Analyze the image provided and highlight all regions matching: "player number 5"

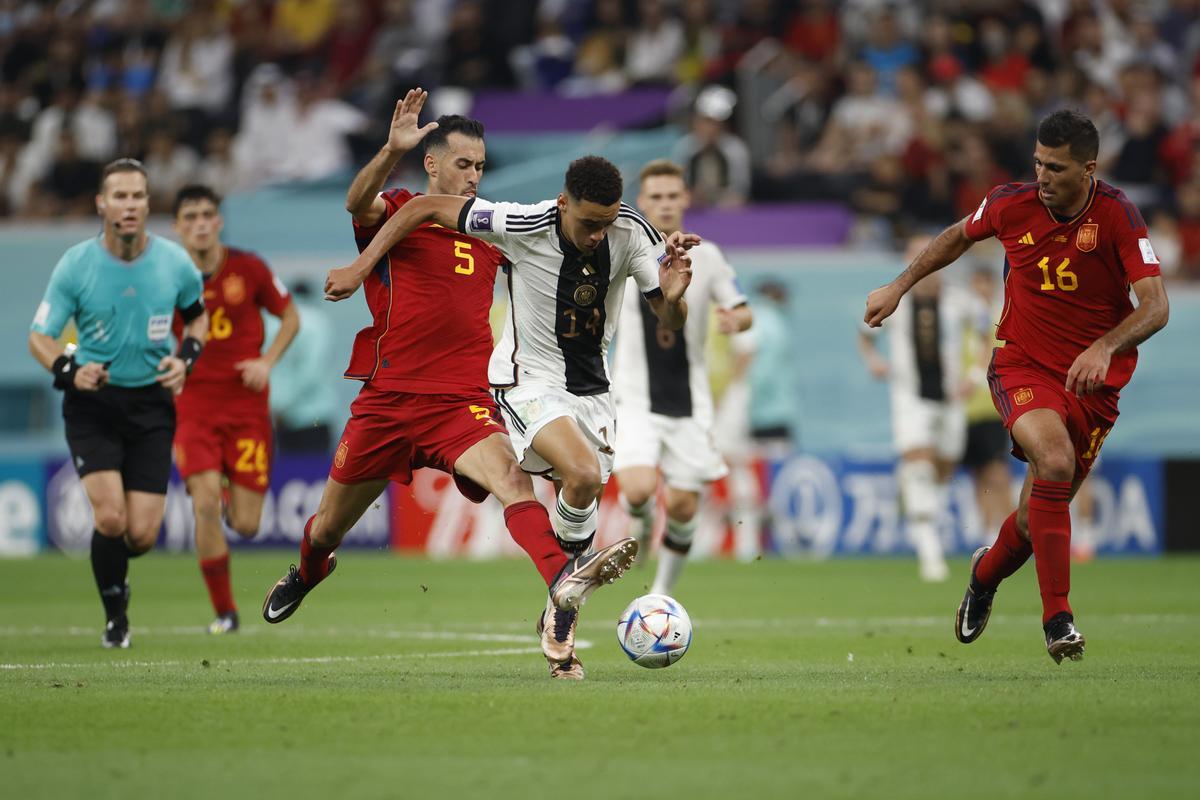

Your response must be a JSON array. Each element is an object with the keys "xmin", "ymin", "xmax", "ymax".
[
  {"xmin": 1037, "ymin": 257, "xmax": 1078, "ymax": 292},
  {"xmin": 454, "ymin": 241, "xmax": 474, "ymax": 275}
]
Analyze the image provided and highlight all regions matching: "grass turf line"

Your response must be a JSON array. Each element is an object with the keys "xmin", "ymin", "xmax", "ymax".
[{"xmin": 1, "ymin": 553, "xmax": 1198, "ymax": 799}]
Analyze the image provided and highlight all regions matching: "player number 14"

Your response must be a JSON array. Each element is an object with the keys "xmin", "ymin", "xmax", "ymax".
[{"xmin": 1037, "ymin": 256, "xmax": 1078, "ymax": 292}]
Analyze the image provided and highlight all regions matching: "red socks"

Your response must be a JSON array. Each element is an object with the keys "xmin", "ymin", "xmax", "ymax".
[
  {"xmin": 504, "ymin": 500, "xmax": 569, "ymax": 586},
  {"xmin": 1028, "ymin": 479, "xmax": 1074, "ymax": 624},
  {"xmin": 974, "ymin": 510, "xmax": 1033, "ymax": 590},
  {"xmin": 299, "ymin": 515, "xmax": 337, "ymax": 586},
  {"xmin": 199, "ymin": 553, "xmax": 236, "ymax": 616}
]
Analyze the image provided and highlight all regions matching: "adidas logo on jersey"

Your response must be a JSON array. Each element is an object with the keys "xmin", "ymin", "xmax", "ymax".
[{"xmin": 1019, "ymin": 232, "xmax": 1035, "ymax": 245}]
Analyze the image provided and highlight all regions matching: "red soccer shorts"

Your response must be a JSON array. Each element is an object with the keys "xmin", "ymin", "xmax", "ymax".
[
  {"xmin": 987, "ymin": 347, "xmax": 1120, "ymax": 481},
  {"xmin": 174, "ymin": 412, "xmax": 273, "ymax": 492},
  {"xmin": 329, "ymin": 386, "xmax": 508, "ymax": 503}
]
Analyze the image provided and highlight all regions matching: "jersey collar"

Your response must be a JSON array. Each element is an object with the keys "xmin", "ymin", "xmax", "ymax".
[{"xmin": 1044, "ymin": 177, "xmax": 1096, "ymax": 226}]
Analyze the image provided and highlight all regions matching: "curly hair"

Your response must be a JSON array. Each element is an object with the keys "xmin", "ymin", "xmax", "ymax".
[
  {"xmin": 1037, "ymin": 110, "xmax": 1099, "ymax": 163},
  {"xmin": 564, "ymin": 155, "xmax": 623, "ymax": 205}
]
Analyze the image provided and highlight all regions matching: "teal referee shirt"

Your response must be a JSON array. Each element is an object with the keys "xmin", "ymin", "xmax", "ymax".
[{"xmin": 31, "ymin": 235, "xmax": 204, "ymax": 388}]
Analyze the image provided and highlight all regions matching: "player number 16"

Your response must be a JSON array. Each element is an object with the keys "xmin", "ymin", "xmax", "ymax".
[{"xmin": 1037, "ymin": 257, "xmax": 1078, "ymax": 292}]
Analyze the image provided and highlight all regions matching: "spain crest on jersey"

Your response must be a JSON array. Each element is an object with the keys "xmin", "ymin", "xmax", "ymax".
[
  {"xmin": 1014, "ymin": 387, "xmax": 1034, "ymax": 405},
  {"xmin": 1076, "ymin": 223, "xmax": 1098, "ymax": 253},
  {"xmin": 222, "ymin": 274, "xmax": 246, "ymax": 304}
]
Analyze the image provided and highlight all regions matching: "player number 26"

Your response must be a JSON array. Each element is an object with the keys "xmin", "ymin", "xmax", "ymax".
[
  {"xmin": 235, "ymin": 438, "xmax": 268, "ymax": 474},
  {"xmin": 1037, "ymin": 257, "xmax": 1078, "ymax": 292},
  {"xmin": 454, "ymin": 241, "xmax": 475, "ymax": 275}
]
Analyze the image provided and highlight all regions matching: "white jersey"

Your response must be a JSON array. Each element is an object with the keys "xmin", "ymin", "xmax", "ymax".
[
  {"xmin": 866, "ymin": 284, "xmax": 982, "ymax": 400},
  {"xmin": 612, "ymin": 240, "xmax": 746, "ymax": 427},
  {"xmin": 458, "ymin": 197, "xmax": 664, "ymax": 395}
]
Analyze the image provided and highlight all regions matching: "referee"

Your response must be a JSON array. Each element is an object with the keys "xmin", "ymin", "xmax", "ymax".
[{"xmin": 28, "ymin": 158, "xmax": 208, "ymax": 649}]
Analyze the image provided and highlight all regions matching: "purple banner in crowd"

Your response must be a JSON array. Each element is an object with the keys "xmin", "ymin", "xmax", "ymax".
[
  {"xmin": 470, "ymin": 89, "xmax": 672, "ymax": 131},
  {"xmin": 686, "ymin": 204, "xmax": 853, "ymax": 248}
]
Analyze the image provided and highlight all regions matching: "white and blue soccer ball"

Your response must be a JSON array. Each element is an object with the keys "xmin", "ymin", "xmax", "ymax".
[{"xmin": 616, "ymin": 594, "xmax": 692, "ymax": 669}]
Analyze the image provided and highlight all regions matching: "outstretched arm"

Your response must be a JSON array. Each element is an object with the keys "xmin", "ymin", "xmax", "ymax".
[
  {"xmin": 325, "ymin": 194, "xmax": 470, "ymax": 301},
  {"xmin": 345, "ymin": 89, "xmax": 438, "ymax": 227},
  {"xmin": 864, "ymin": 217, "xmax": 975, "ymax": 327},
  {"xmin": 1065, "ymin": 274, "xmax": 1169, "ymax": 395}
]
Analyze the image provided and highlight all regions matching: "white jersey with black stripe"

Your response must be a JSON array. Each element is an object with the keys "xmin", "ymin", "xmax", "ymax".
[
  {"xmin": 862, "ymin": 284, "xmax": 982, "ymax": 399},
  {"xmin": 612, "ymin": 240, "xmax": 746, "ymax": 427},
  {"xmin": 458, "ymin": 197, "xmax": 665, "ymax": 395}
]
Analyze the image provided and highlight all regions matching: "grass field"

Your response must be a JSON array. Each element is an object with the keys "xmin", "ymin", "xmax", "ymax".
[{"xmin": 2, "ymin": 552, "xmax": 1198, "ymax": 799}]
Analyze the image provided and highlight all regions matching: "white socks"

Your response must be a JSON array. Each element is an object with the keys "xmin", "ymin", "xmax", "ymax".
[
  {"xmin": 651, "ymin": 516, "xmax": 697, "ymax": 596},
  {"xmin": 554, "ymin": 494, "xmax": 597, "ymax": 552},
  {"xmin": 898, "ymin": 459, "xmax": 948, "ymax": 582}
]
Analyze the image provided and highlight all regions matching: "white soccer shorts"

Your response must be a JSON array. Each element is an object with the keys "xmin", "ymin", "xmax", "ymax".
[
  {"xmin": 492, "ymin": 384, "xmax": 616, "ymax": 482},
  {"xmin": 891, "ymin": 390, "xmax": 967, "ymax": 460},
  {"xmin": 613, "ymin": 409, "xmax": 728, "ymax": 492}
]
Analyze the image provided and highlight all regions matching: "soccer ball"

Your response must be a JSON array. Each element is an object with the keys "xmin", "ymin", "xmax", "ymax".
[{"xmin": 616, "ymin": 594, "xmax": 692, "ymax": 669}]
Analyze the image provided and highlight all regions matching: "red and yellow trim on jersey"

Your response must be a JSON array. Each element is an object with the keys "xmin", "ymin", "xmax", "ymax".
[{"xmin": 1041, "ymin": 177, "xmax": 1097, "ymax": 227}]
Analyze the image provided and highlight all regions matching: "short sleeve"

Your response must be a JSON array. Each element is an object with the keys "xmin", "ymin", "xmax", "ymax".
[
  {"xmin": 1110, "ymin": 197, "xmax": 1162, "ymax": 284},
  {"xmin": 252, "ymin": 256, "xmax": 291, "ymax": 316},
  {"xmin": 706, "ymin": 244, "xmax": 747, "ymax": 309},
  {"xmin": 963, "ymin": 185, "xmax": 1004, "ymax": 241},
  {"xmin": 30, "ymin": 250, "xmax": 77, "ymax": 338},
  {"xmin": 616, "ymin": 206, "xmax": 665, "ymax": 296},
  {"xmin": 176, "ymin": 255, "xmax": 203, "ymax": 311},
  {"xmin": 457, "ymin": 196, "xmax": 554, "ymax": 258},
  {"xmin": 352, "ymin": 188, "xmax": 411, "ymax": 246}
]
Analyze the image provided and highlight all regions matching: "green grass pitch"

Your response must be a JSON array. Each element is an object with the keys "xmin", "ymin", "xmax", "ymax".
[{"xmin": 2, "ymin": 552, "xmax": 1198, "ymax": 799}]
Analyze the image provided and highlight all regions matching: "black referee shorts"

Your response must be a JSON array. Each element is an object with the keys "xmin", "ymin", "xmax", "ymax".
[
  {"xmin": 962, "ymin": 419, "xmax": 1011, "ymax": 470},
  {"xmin": 63, "ymin": 383, "xmax": 176, "ymax": 494}
]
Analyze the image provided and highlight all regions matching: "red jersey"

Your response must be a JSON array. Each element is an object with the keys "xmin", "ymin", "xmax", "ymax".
[
  {"xmin": 175, "ymin": 246, "xmax": 291, "ymax": 415},
  {"xmin": 964, "ymin": 178, "xmax": 1162, "ymax": 390},
  {"xmin": 346, "ymin": 188, "xmax": 506, "ymax": 393}
]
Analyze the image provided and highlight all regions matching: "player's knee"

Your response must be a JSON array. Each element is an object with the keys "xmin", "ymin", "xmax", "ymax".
[
  {"xmin": 93, "ymin": 508, "xmax": 127, "ymax": 537},
  {"xmin": 562, "ymin": 464, "xmax": 602, "ymax": 501},
  {"xmin": 230, "ymin": 516, "xmax": 260, "ymax": 539},
  {"xmin": 621, "ymin": 486, "xmax": 654, "ymax": 509},
  {"xmin": 493, "ymin": 460, "xmax": 536, "ymax": 506},
  {"xmin": 191, "ymin": 492, "xmax": 222, "ymax": 524},
  {"xmin": 666, "ymin": 495, "xmax": 698, "ymax": 523},
  {"xmin": 125, "ymin": 524, "xmax": 158, "ymax": 553},
  {"xmin": 1033, "ymin": 451, "xmax": 1075, "ymax": 483}
]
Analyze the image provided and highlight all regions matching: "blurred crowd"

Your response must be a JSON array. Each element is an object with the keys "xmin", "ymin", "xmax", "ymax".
[{"xmin": 2, "ymin": 0, "xmax": 1200, "ymax": 278}]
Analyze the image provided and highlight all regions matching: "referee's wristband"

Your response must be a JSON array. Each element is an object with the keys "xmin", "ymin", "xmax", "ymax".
[
  {"xmin": 51, "ymin": 354, "xmax": 78, "ymax": 391},
  {"xmin": 178, "ymin": 336, "xmax": 204, "ymax": 374}
]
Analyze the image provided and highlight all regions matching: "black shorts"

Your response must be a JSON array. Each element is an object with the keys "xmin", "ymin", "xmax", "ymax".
[
  {"xmin": 63, "ymin": 383, "xmax": 176, "ymax": 494},
  {"xmin": 962, "ymin": 419, "xmax": 1010, "ymax": 470}
]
